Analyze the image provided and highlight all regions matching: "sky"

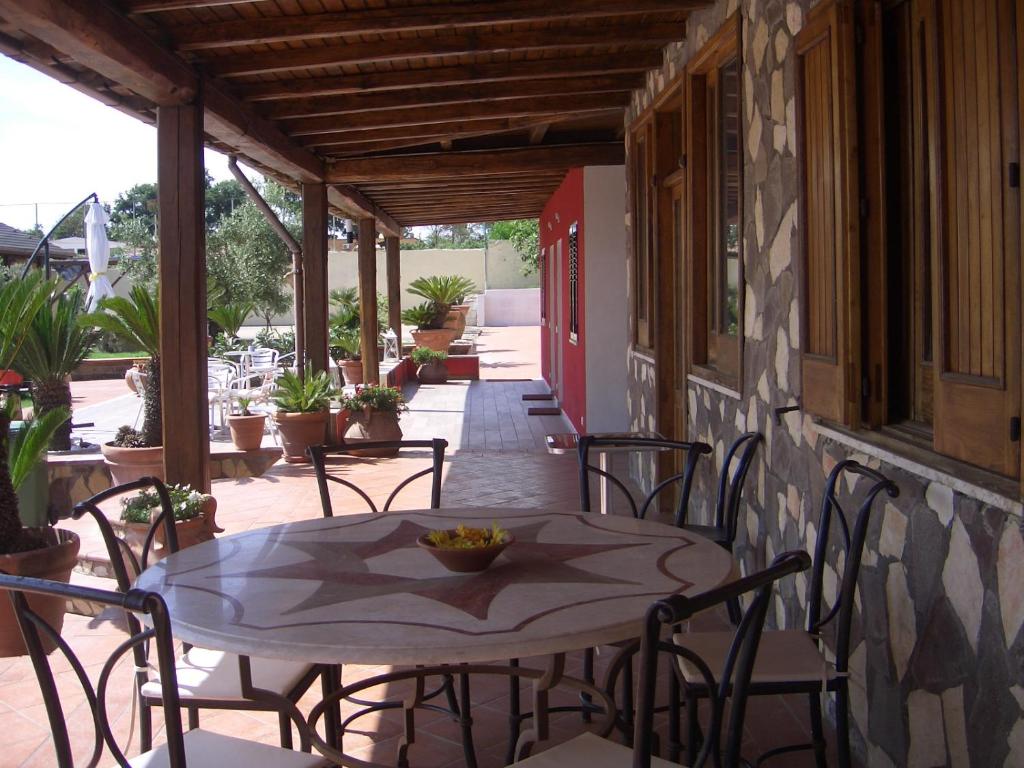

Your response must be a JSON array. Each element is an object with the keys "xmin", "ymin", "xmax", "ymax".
[{"xmin": 0, "ymin": 56, "xmax": 238, "ymax": 233}]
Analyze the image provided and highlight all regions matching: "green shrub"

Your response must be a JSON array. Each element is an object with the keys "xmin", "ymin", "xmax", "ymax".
[
  {"xmin": 411, "ymin": 347, "xmax": 447, "ymax": 365},
  {"xmin": 340, "ymin": 385, "xmax": 407, "ymax": 414},
  {"xmin": 121, "ymin": 483, "xmax": 205, "ymax": 524}
]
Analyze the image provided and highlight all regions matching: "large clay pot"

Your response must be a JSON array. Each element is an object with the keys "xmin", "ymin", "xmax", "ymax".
[
  {"xmin": 411, "ymin": 328, "xmax": 457, "ymax": 353},
  {"xmin": 442, "ymin": 309, "xmax": 467, "ymax": 339},
  {"xmin": 343, "ymin": 408, "xmax": 403, "ymax": 457},
  {"xmin": 101, "ymin": 443, "xmax": 164, "ymax": 485},
  {"xmin": 226, "ymin": 413, "xmax": 267, "ymax": 451},
  {"xmin": 116, "ymin": 496, "xmax": 222, "ymax": 565},
  {"xmin": 338, "ymin": 359, "xmax": 363, "ymax": 386},
  {"xmin": 0, "ymin": 528, "xmax": 80, "ymax": 657},
  {"xmin": 274, "ymin": 411, "xmax": 328, "ymax": 463},
  {"xmin": 124, "ymin": 360, "xmax": 150, "ymax": 394},
  {"xmin": 417, "ymin": 360, "xmax": 449, "ymax": 384}
]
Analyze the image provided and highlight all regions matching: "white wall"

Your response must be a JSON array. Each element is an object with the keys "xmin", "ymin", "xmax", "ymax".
[
  {"xmin": 476, "ymin": 288, "xmax": 540, "ymax": 327},
  {"xmin": 582, "ymin": 165, "xmax": 629, "ymax": 432}
]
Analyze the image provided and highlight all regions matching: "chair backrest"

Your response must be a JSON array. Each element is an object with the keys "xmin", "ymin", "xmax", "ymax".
[
  {"xmin": 632, "ymin": 551, "xmax": 812, "ymax": 768},
  {"xmin": 250, "ymin": 347, "xmax": 278, "ymax": 369},
  {"xmin": 0, "ymin": 574, "xmax": 188, "ymax": 768},
  {"xmin": 711, "ymin": 432, "xmax": 764, "ymax": 541},
  {"xmin": 308, "ymin": 438, "xmax": 448, "ymax": 516},
  {"xmin": 577, "ymin": 435, "xmax": 712, "ymax": 524},
  {"xmin": 806, "ymin": 460, "xmax": 899, "ymax": 673}
]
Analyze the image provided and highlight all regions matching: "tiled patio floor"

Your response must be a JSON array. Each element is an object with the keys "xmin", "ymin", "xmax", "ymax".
[{"xmin": 7, "ymin": 327, "xmax": 836, "ymax": 766}]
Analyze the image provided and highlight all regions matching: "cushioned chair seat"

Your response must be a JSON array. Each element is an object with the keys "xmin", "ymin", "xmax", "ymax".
[
  {"xmin": 127, "ymin": 728, "xmax": 329, "ymax": 767},
  {"xmin": 674, "ymin": 628, "xmax": 833, "ymax": 686},
  {"xmin": 514, "ymin": 731, "xmax": 680, "ymax": 768},
  {"xmin": 140, "ymin": 647, "xmax": 312, "ymax": 701}
]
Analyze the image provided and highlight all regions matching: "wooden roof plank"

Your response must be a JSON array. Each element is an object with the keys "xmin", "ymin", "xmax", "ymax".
[{"xmin": 326, "ymin": 185, "xmax": 401, "ymax": 237}]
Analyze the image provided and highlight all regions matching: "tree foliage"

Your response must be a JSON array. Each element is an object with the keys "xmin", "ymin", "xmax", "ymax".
[
  {"xmin": 109, "ymin": 183, "xmax": 158, "ymax": 235},
  {"xmin": 49, "ymin": 206, "xmax": 88, "ymax": 240},
  {"xmin": 488, "ymin": 219, "xmax": 540, "ymax": 275}
]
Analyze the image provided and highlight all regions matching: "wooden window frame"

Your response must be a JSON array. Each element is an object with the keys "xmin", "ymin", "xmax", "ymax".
[
  {"xmin": 631, "ymin": 120, "xmax": 655, "ymax": 352},
  {"xmin": 686, "ymin": 13, "xmax": 744, "ymax": 391},
  {"xmin": 568, "ymin": 222, "xmax": 579, "ymax": 344}
]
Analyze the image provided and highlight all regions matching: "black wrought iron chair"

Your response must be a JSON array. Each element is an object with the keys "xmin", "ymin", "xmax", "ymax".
[
  {"xmin": 0, "ymin": 573, "xmax": 328, "ymax": 767},
  {"xmin": 673, "ymin": 460, "xmax": 898, "ymax": 767},
  {"xmin": 508, "ymin": 550, "xmax": 811, "ymax": 768},
  {"xmin": 574, "ymin": 434, "xmax": 712, "ymax": 726},
  {"xmin": 308, "ymin": 438, "xmax": 448, "ymax": 515},
  {"xmin": 72, "ymin": 477, "xmax": 331, "ymax": 753},
  {"xmin": 680, "ymin": 431, "xmax": 764, "ymax": 625}
]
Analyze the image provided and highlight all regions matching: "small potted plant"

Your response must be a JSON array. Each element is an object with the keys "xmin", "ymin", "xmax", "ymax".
[
  {"xmin": 411, "ymin": 347, "xmax": 449, "ymax": 384},
  {"xmin": 226, "ymin": 397, "xmax": 266, "ymax": 451},
  {"xmin": 339, "ymin": 384, "xmax": 407, "ymax": 457},
  {"xmin": 402, "ymin": 302, "xmax": 455, "ymax": 353},
  {"xmin": 330, "ymin": 327, "xmax": 363, "ymax": 385},
  {"xmin": 115, "ymin": 483, "xmax": 222, "ymax": 563},
  {"xmin": 272, "ymin": 366, "xmax": 338, "ymax": 463}
]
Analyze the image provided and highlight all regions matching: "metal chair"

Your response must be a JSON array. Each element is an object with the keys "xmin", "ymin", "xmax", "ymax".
[
  {"xmin": 72, "ymin": 478, "xmax": 334, "ymax": 754},
  {"xmin": 308, "ymin": 438, "xmax": 448, "ymax": 515},
  {"xmin": 673, "ymin": 460, "xmax": 899, "ymax": 767},
  {"xmin": 680, "ymin": 432, "xmax": 764, "ymax": 625},
  {"xmin": 510, "ymin": 551, "xmax": 812, "ymax": 768},
  {"xmin": 0, "ymin": 573, "xmax": 328, "ymax": 767}
]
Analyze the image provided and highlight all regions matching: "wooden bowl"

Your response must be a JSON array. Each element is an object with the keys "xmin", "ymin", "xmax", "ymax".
[{"xmin": 416, "ymin": 533, "xmax": 514, "ymax": 573}]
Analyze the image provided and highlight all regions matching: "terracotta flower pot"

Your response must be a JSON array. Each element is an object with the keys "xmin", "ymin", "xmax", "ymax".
[
  {"xmin": 0, "ymin": 528, "xmax": 80, "ymax": 657},
  {"xmin": 274, "ymin": 410, "xmax": 328, "ymax": 463},
  {"xmin": 226, "ymin": 413, "xmax": 266, "ymax": 450},
  {"xmin": 442, "ymin": 309, "xmax": 466, "ymax": 339},
  {"xmin": 411, "ymin": 328, "xmax": 457, "ymax": 353},
  {"xmin": 101, "ymin": 443, "xmax": 164, "ymax": 485},
  {"xmin": 343, "ymin": 408, "xmax": 403, "ymax": 457},
  {"xmin": 417, "ymin": 360, "xmax": 449, "ymax": 384},
  {"xmin": 338, "ymin": 359, "xmax": 363, "ymax": 386},
  {"xmin": 115, "ymin": 495, "xmax": 222, "ymax": 565}
]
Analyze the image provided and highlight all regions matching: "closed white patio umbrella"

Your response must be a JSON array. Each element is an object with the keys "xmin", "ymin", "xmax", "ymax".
[{"xmin": 84, "ymin": 201, "xmax": 115, "ymax": 310}]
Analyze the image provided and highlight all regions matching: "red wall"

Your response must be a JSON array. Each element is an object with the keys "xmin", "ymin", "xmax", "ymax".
[{"xmin": 539, "ymin": 168, "xmax": 586, "ymax": 433}]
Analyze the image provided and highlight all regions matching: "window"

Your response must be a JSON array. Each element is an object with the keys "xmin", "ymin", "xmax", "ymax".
[
  {"xmin": 799, "ymin": 0, "xmax": 1022, "ymax": 480},
  {"xmin": 540, "ymin": 246, "xmax": 547, "ymax": 323},
  {"xmin": 568, "ymin": 222, "xmax": 579, "ymax": 344},
  {"xmin": 686, "ymin": 14, "xmax": 743, "ymax": 388},
  {"xmin": 632, "ymin": 122, "xmax": 655, "ymax": 350}
]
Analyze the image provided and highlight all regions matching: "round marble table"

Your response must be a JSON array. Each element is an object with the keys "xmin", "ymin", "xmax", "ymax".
[{"xmin": 135, "ymin": 507, "xmax": 734, "ymax": 666}]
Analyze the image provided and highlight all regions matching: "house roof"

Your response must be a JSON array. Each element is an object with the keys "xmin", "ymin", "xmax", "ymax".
[
  {"xmin": 0, "ymin": 1, "xmax": 706, "ymax": 231},
  {"xmin": 0, "ymin": 222, "xmax": 76, "ymax": 260}
]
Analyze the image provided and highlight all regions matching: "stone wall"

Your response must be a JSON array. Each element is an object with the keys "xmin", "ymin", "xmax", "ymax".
[{"xmin": 623, "ymin": 1, "xmax": 1024, "ymax": 765}]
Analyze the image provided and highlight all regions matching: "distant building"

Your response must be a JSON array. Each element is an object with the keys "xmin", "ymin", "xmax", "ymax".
[{"xmin": 0, "ymin": 222, "xmax": 76, "ymax": 268}]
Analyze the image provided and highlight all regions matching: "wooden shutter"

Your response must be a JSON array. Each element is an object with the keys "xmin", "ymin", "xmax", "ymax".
[
  {"xmin": 926, "ymin": 0, "xmax": 1021, "ymax": 477},
  {"xmin": 796, "ymin": 0, "xmax": 860, "ymax": 424}
]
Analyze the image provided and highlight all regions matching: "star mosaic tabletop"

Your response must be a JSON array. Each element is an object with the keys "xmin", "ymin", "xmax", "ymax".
[{"xmin": 135, "ymin": 508, "xmax": 734, "ymax": 665}]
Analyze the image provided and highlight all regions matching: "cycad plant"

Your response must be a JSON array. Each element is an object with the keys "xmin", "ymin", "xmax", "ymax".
[
  {"xmin": 15, "ymin": 285, "xmax": 100, "ymax": 450},
  {"xmin": 83, "ymin": 286, "xmax": 161, "ymax": 447},
  {"xmin": 406, "ymin": 275, "xmax": 477, "ymax": 327},
  {"xmin": 208, "ymin": 301, "xmax": 254, "ymax": 340},
  {"xmin": 272, "ymin": 367, "xmax": 337, "ymax": 413},
  {"xmin": 0, "ymin": 270, "xmax": 59, "ymax": 553}
]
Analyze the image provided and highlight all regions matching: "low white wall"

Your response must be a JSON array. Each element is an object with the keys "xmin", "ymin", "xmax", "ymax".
[{"xmin": 476, "ymin": 288, "xmax": 540, "ymax": 327}]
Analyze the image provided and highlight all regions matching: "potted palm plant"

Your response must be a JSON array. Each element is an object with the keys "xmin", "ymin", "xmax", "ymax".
[
  {"xmin": 339, "ymin": 384, "xmax": 407, "ymax": 457},
  {"xmin": 0, "ymin": 270, "xmax": 80, "ymax": 657},
  {"xmin": 402, "ymin": 302, "xmax": 454, "ymax": 353},
  {"xmin": 411, "ymin": 347, "xmax": 449, "ymax": 384},
  {"xmin": 83, "ymin": 286, "xmax": 163, "ymax": 484},
  {"xmin": 407, "ymin": 275, "xmax": 477, "ymax": 339},
  {"xmin": 14, "ymin": 285, "xmax": 100, "ymax": 450},
  {"xmin": 226, "ymin": 397, "xmax": 266, "ymax": 451},
  {"xmin": 272, "ymin": 366, "xmax": 337, "ymax": 463},
  {"xmin": 330, "ymin": 327, "xmax": 363, "ymax": 385}
]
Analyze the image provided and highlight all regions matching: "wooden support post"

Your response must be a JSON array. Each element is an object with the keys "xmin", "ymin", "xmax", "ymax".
[
  {"xmin": 357, "ymin": 217, "xmax": 380, "ymax": 384},
  {"xmin": 157, "ymin": 99, "xmax": 209, "ymax": 492},
  {"xmin": 385, "ymin": 235, "xmax": 402, "ymax": 338},
  {"xmin": 302, "ymin": 183, "xmax": 329, "ymax": 374}
]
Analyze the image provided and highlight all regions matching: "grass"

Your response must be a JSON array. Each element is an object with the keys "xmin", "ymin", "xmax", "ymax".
[{"xmin": 86, "ymin": 351, "xmax": 149, "ymax": 359}]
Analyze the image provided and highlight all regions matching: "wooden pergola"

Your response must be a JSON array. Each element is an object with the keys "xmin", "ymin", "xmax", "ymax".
[{"xmin": 0, "ymin": 0, "xmax": 703, "ymax": 491}]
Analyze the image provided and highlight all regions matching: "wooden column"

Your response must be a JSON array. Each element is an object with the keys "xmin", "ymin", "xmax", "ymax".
[
  {"xmin": 302, "ymin": 183, "xmax": 329, "ymax": 374},
  {"xmin": 157, "ymin": 100, "xmax": 209, "ymax": 492},
  {"xmin": 357, "ymin": 217, "xmax": 380, "ymax": 384},
  {"xmin": 385, "ymin": 235, "xmax": 402, "ymax": 336}
]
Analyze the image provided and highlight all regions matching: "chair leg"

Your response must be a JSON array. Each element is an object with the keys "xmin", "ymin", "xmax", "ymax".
[
  {"xmin": 443, "ymin": 672, "xmax": 461, "ymax": 715},
  {"xmin": 726, "ymin": 595, "xmax": 742, "ymax": 626},
  {"xmin": 581, "ymin": 647, "xmax": 595, "ymax": 722},
  {"xmin": 835, "ymin": 684, "xmax": 852, "ymax": 768},
  {"xmin": 685, "ymin": 689, "xmax": 700, "ymax": 767},
  {"xmin": 139, "ymin": 698, "xmax": 153, "ymax": 752},
  {"xmin": 322, "ymin": 665, "xmax": 341, "ymax": 750},
  {"xmin": 187, "ymin": 705, "xmax": 199, "ymax": 731},
  {"xmin": 278, "ymin": 711, "xmax": 294, "ymax": 750},
  {"xmin": 808, "ymin": 691, "xmax": 828, "ymax": 768},
  {"xmin": 667, "ymin": 674, "xmax": 681, "ymax": 763},
  {"xmin": 505, "ymin": 658, "xmax": 521, "ymax": 767},
  {"xmin": 620, "ymin": 659, "xmax": 634, "ymax": 746}
]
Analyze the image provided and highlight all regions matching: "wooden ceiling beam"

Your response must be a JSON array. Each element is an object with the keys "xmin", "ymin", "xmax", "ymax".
[
  {"xmin": 233, "ymin": 52, "xmax": 662, "ymax": 102},
  {"xmin": 205, "ymin": 24, "xmax": 684, "ymax": 77},
  {"xmin": 360, "ymin": 180, "xmax": 564, "ymax": 194},
  {"xmin": 125, "ymin": 0, "xmax": 270, "ymax": 12},
  {"xmin": 326, "ymin": 186, "xmax": 400, "ymax": 238},
  {"xmin": 400, "ymin": 210, "xmax": 547, "ymax": 226},
  {"xmin": 285, "ymin": 96, "xmax": 624, "ymax": 136},
  {"xmin": 261, "ymin": 73, "xmax": 639, "ymax": 120},
  {"xmin": 327, "ymin": 143, "xmax": 623, "ymax": 183},
  {"xmin": 172, "ymin": 1, "xmax": 700, "ymax": 50},
  {"xmin": 0, "ymin": 0, "xmax": 196, "ymax": 105}
]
